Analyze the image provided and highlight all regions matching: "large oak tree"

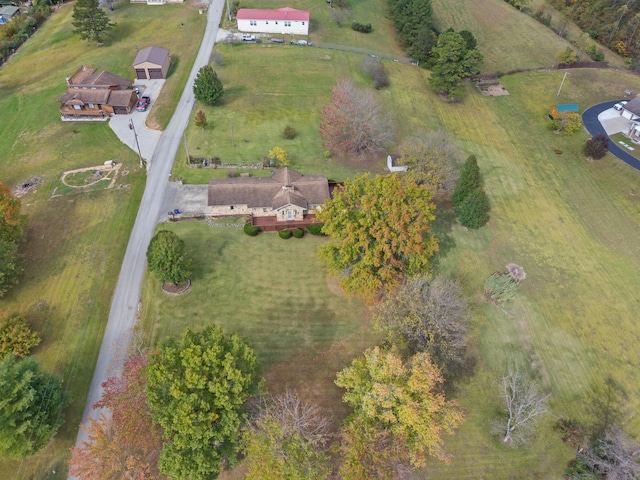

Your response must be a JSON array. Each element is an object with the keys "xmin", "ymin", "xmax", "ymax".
[
  {"xmin": 72, "ymin": 0, "xmax": 115, "ymax": 42},
  {"xmin": 146, "ymin": 325, "xmax": 261, "ymax": 480},
  {"xmin": 317, "ymin": 173, "xmax": 438, "ymax": 301}
]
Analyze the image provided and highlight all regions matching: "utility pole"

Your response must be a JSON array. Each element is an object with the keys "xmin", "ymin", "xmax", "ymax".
[
  {"xmin": 129, "ymin": 119, "xmax": 144, "ymax": 168},
  {"xmin": 226, "ymin": 0, "xmax": 231, "ymax": 22},
  {"xmin": 557, "ymin": 72, "xmax": 569, "ymax": 97}
]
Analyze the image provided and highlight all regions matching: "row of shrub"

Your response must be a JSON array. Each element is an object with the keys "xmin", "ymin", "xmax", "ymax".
[
  {"xmin": 243, "ymin": 223, "xmax": 326, "ymax": 237},
  {"xmin": 351, "ymin": 21, "xmax": 372, "ymax": 33}
]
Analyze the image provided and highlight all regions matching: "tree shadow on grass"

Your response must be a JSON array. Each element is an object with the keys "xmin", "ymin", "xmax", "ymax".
[
  {"xmin": 431, "ymin": 198, "xmax": 457, "ymax": 269},
  {"xmin": 167, "ymin": 55, "xmax": 180, "ymax": 78}
]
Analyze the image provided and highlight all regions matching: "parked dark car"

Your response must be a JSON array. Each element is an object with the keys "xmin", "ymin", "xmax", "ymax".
[
  {"xmin": 270, "ymin": 37, "xmax": 285, "ymax": 43},
  {"xmin": 290, "ymin": 39, "xmax": 313, "ymax": 46},
  {"xmin": 136, "ymin": 96, "xmax": 151, "ymax": 112}
]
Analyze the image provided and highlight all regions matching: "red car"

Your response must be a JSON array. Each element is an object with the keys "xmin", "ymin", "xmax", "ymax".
[{"xmin": 136, "ymin": 96, "xmax": 151, "ymax": 112}]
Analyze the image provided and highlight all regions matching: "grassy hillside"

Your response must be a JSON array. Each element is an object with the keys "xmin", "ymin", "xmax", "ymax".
[
  {"xmin": 0, "ymin": 2, "xmax": 204, "ymax": 478},
  {"xmin": 432, "ymin": 0, "xmax": 626, "ymax": 72}
]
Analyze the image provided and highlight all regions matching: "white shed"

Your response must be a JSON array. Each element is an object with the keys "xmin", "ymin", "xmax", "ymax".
[
  {"xmin": 237, "ymin": 7, "xmax": 309, "ymax": 36},
  {"xmin": 387, "ymin": 155, "xmax": 407, "ymax": 172}
]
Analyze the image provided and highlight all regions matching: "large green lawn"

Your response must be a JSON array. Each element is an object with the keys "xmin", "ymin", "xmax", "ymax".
[
  {"xmin": 0, "ymin": 2, "xmax": 204, "ymax": 478},
  {"xmin": 140, "ymin": 222, "xmax": 378, "ymax": 420},
  {"xmin": 158, "ymin": 65, "xmax": 640, "ymax": 478}
]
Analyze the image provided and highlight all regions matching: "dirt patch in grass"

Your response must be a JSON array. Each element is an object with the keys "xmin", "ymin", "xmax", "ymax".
[
  {"xmin": 326, "ymin": 276, "xmax": 346, "ymax": 297},
  {"xmin": 476, "ymin": 78, "xmax": 510, "ymax": 96},
  {"xmin": 12, "ymin": 176, "xmax": 43, "ymax": 197}
]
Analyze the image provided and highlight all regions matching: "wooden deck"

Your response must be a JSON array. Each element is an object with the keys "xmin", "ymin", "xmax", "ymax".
[{"xmin": 251, "ymin": 214, "xmax": 319, "ymax": 232}]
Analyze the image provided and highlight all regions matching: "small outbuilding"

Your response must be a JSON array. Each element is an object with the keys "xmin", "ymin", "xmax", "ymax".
[
  {"xmin": 0, "ymin": 5, "xmax": 20, "ymax": 21},
  {"xmin": 132, "ymin": 46, "xmax": 170, "ymax": 80},
  {"xmin": 386, "ymin": 154, "xmax": 408, "ymax": 172},
  {"xmin": 548, "ymin": 104, "xmax": 579, "ymax": 120}
]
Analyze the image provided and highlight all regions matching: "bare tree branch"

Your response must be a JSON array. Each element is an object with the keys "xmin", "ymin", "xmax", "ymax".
[
  {"xmin": 579, "ymin": 426, "xmax": 640, "ymax": 480},
  {"xmin": 498, "ymin": 370, "xmax": 550, "ymax": 445}
]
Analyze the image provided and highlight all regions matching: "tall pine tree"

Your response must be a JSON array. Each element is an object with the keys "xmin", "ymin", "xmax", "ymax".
[
  {"xmin": 72, "ymin": 0, "xmax": 115, "ymax": 42},
  {"xmin": 452, "ymin": 154, "xmax": 480, "ymax": 206}
]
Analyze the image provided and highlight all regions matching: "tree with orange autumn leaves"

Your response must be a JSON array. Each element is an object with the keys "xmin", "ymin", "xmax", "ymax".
[
  {"xmin": 335, "ymin": 347, "xmax": 464, "ymax": 478},
  {"xmin": 317, "ymin": 173, "xmax": 438, "ymax": 302},
  {"xmin": 69, "ymin": 353, "xmax": 164, "ymax": 479}
]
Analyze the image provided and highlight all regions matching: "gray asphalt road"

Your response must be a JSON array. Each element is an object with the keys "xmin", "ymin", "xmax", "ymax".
[{"xmin": 69, "ymin": 0, "xmax": 225, "ymax": 474}]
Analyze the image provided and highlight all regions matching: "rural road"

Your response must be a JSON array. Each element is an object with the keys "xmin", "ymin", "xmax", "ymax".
[
  {"xmin": 69, "ymin": 0, "xmax": 225, "ymax": 473},
  {"xmin": 582, "ymin": 101, "xmax": 640, "ymax": 171}
]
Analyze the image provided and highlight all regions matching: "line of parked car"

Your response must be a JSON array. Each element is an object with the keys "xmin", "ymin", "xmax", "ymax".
[{"xmin": 241, "ymin": 33, "xmax": 312, "ymax": 46}]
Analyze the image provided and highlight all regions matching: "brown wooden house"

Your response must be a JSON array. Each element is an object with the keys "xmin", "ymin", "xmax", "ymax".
[{"xmin": 58, "ymin": 66, "xmax": 138, "ymax": 119}]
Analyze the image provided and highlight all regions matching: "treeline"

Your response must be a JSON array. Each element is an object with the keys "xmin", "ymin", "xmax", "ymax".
[
  {"xmin": 0, "ymin": 3, "xmax": 52, "ymax": 63},
  {"xmin": 550, "ymin": 0, "xmax": 640, "ymax": 60},
  {"xmin": 388, "ymin": 0, "xmax": 434, "ymax": 63}
]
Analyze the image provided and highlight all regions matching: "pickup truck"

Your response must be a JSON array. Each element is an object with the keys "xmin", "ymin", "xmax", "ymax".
[{"xmin": 241, "ymin": 34, "xmax": 256, "ymax": 42}]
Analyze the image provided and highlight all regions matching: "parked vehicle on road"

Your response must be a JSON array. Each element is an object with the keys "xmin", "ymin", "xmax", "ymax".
[
  {"xmin": 270, "ymin": 37, "xmax": 285, "ymax": 43},
  {"xmin": 242, "ymin": 34, "xmax": 256, "ymax": 41},
  {"xmin": 290, "ymin": 39, "xmax": 313, "ymax": 46}
]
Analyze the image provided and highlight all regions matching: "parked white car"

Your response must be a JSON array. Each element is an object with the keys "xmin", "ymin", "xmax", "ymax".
[
  {"xmin": 614, "ymin": 100, "xmax": 628, "ymax": 111},
  {"xmin": 241, "ymin": 34, "xmax": 256, "ymax": 42}
]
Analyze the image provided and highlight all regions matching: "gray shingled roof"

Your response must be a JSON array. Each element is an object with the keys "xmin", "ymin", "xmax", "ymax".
[
  {"xmin": 623, "ymin": 96, "xmax": 640, "ymax": 117},
  {"xmin": 132, "ymin": 46, "xmax": 169, "ymax": 67},
  {"xmin": 208, "ymin": 168, "xmax": 330, "ymax": 209}
]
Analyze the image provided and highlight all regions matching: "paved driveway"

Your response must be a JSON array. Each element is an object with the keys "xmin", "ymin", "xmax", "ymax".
[
  {"xmin": 582, "ymin": 101, "xmax": 640, "ymax": 171},
  {"xmin": 109, "ymin": 79, "xmax": 164, "ymax": 161}
]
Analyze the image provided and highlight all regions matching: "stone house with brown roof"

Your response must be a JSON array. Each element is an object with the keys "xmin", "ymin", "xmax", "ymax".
[
  {"xmin": 207, "ymin": 168, "xmax": 330, "ymax": 223},
  {"xmin": 57, "ymin": 66, "xmax": 138, "ymax": 119}
]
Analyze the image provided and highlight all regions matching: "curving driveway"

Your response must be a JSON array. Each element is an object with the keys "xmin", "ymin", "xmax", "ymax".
[{"xmin": 582, "ymin": 101, "xmax": 640, "ymax": 171}]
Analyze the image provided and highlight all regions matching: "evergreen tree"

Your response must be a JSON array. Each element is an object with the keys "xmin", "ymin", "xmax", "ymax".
[
  {"xmin": 456, "ymin": 187, "xmax": 490, "ymax": 229},
  {"xmin": 429, "ymin": 31, "xmax": 483, "ymax": 98},
  {"xmin": 451, "ymin": 154, "xmax": 480, "ymax": 206},
  {"xmin": 72, "ymin": 0, "xmax": 115, "ymax": 42},
  {"xmin": 193, "ymin": 65, "xmax": 224, "ymax": 106},
  {"xmin": 0, "ymin": 356, "xmax": 64, "ymax": 459}
]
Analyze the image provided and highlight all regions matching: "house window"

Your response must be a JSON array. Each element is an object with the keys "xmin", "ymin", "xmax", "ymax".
[
  {"xmin": 250, "ymin": 20, "xmax": 256, "ymax": 26},
  {"xmin": 275, "ymin": 21, "xmax": 278, "ymax": 24},
  {"xmin": 263, "ymin": 208, "xmax": 267, "ymax": 213},
  {"xmin": 88, "ymin": 103, "xmax": 94, "ymax": 109},
  {"xmin": 287, "ymin": 210, "xmax": 294, "ymax": 220},
  {"xmin": 302, "ymin": 21, "xmax": 305, "ymax": 25},
  {"xmin": 72, "ymin": 104, "xmax": 82, "ymax": 110},
  {"xmin": 91, "ymin": 86, "xmax": 96, "ymax": 90},
  {"xmin": 284, "ymin": 21, "xmax": 291, "ymax": 27},
  {"xmin": 230, "ymin": 205, "xmax": 234, "ymax": 210}
]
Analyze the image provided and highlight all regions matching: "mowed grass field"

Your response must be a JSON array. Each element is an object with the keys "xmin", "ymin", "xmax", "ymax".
[
  {"xmin": 0, "ymin": 2, "xmax": 204, "ymax": 478},
  {"xmin": 168, "ymin": 66, "xmax": 640, "ymax": 480},
  {"xmin": 140, "ymin": 222, "xmax": 378, "ymax": 423},
  {"xmin": 431, "ymin": 0, "xmax": 625, "ymax": 73}
]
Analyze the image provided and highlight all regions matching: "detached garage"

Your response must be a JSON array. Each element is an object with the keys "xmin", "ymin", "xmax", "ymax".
[{"xmin": 132, "ymin": 46, "xmax": 170, "ymax": 80}]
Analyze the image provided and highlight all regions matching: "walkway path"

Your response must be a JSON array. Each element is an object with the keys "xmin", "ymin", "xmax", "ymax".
[
  {"xmin": 582, "ymin": 101, "xmax": 640, "ymax": 171},
  {"xmin": 69, "ymin": 0, "xmax": 225, "ymax": 475}
]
